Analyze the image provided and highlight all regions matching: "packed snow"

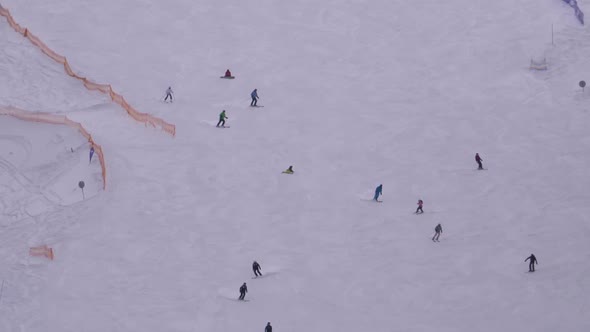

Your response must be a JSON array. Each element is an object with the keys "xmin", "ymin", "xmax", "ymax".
[{"xmin": 1, "ymin": 0, "xmax": 590, "ymax": 331}]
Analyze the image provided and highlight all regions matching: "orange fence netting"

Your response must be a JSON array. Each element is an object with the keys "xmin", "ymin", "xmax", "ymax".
[
  {"xmin": 0, "ymin": 106, "xmax": 107, "ymax": 190},
  {"xmin": 29, "ymin": 245, "xmax": 54, "ymax": 260},
  {"xmin": 0, "ymin": 4, "xmax": 176, "ymax": 136}
]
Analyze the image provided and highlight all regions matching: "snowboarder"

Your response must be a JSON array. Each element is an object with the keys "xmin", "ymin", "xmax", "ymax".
[
  {"xmin": 89, "ymin": 146, "xmax": 95, "ymax": 164},
  {"xmin": 217, "ymin": 110, "xmax": 228, "ymax": 127},
  {"xmin": 225, "ymin": 69, "xmax": 232, "ymax": 77},
  {"xmin": 253, "ymin": 261, "xmax": 262, "ymax": 277},
  {"xmin": 475, "ymin": 153, "xmax": 483, "ymax": 170},
  {"xmin": 265, "ymin": 322, "xmax": 272, "ymax": 332},
  {"xmin": 373, "ymin": 184, "xmax": 383, "ymax": 201},
  {"xmin": 250, "ymin": 89, "xmax": 259, "ymax": 106},
  {"xmin": 238, "ymin": 282, "xmax": 248, "ymax": 300},
  {"xmin": 282, "ymin": 166, "xmax": 294, "ymax": 174},
  {"xmin": 416, "ymin": 199, "xmax": 424, "ymax": 214},
  {"xmin": 164, "ymin": 86, "xmax": 173, "ymax": 102},
  {"xmin": 432, "ymin": 223, "xmax": 442, "ymax": 242},
  {"xmin": 525, "ymin": 254, "xmax": 538, "ymax": 272}
]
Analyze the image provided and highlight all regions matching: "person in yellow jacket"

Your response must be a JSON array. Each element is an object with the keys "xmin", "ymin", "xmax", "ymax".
[{"xmin": 282, "ymin": 166, "xmax": 294, "ymax": 174}]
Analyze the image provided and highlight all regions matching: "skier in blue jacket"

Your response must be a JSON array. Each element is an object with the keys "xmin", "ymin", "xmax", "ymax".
[
  {"xmin": 374, "ymin": 184, "xmax": 383, "ymax": 201},
  {"xmin": 250, "ymin": 89, "xmax": 259, "ymax": 106}
]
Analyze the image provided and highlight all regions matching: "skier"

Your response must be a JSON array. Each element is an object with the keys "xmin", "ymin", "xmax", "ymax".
[
  {"xmin": 250, "ymin": 89, "xmax": 259, "ymax": 106},
  {"xmin": 415, "ymin": 199, "xmax": 424, "ymax": 214},
  {"xmin": 89, "ymin": 146, "xmax": 95, "ymax": 164},
  {"xmin": 432, "ymin": 223, "xmax": 442, "ymax": 242},
  {"xmin": 525, "ymin": 254, "xmax": 538, "ymax": 272},
  {"xmin": 238, "ymin": 282, "xmax": 248, "ymax": 300},
  {"xmin": 217, "ymin": 110, "xmax": 229, "ymax": 127},
  {"xmin": 282, "ymin": 166, "xmax": 294, "ymax": 174},
  {"xmin": 253, "ymin": 261, "xmax": 262, "ymax": 277},
  {"xmin": 225, "ymin": 69, "xmax": 232, "ymax": 77},
  {"xmin": 373, "ymin": 184, "xmax": 383, "ymax": 201},
  {"xmin": 475, "ymin": 153, "xmax": 483, "ymax": 170},
  {"xmin": 265, "ymin": 322, "xmax": 272, "ymax": 332},
  {"xmin": 164, "ymin": 86, "xmax": 173, "ymax": 102}
]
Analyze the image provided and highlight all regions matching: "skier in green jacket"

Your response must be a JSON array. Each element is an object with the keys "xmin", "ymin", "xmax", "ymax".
[{"xmin": 217, "ymin": 110, "xmax": 228, "ymax": 127}]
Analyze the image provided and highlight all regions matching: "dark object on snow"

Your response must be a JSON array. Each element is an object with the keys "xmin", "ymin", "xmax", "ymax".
[
  {"xmin": 416, "ymin": 199, "xmax": 424, "ymax": 214},
  {"xmin": 164, "ymin": 86, "xmax": 173, "ymax": 102},
  {"xmin": 525, "ymin": 254, "xmax": 538, "ymax": 272},
  {"xmin": 217, "ymin": 110, "xmax": 228, "ymax": 127},
  {"xmin": 475, "ymin": 153, "xmax": 484, "ymax": 170},
  {"xmin": 251, "ymin": 89, "xmax": 259, "ymax": 106},
  {"xmin": 239, "ymin": 282, "xmax": 248, "ymax": 300},
  {"xmin": 265, "ymin": 322, "xmax": 272, "ymax": 332},
  {"xmin": 373, "ymin": 184, "xmax": 382, "ymax": 201},
  {"xmin": 253, "ymin": 261, "xmax": 262, "ymax": 277},
  {"xmin": 282, "ymin": 166, "xmax": 294, "ymax": 174},
  {"xmin": 432, "ymin": 223, "xmax": 442, "ymax": 242}
]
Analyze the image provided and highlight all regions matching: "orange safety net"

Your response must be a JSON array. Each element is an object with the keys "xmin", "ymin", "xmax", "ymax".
[
  {"xmin": 0, "ymin": 106, "xmax": 107, "ymax": 190},
  {"xmin": 29, "ymin": 245, "xmax": 54, "ymax": 260},
  {"xmin": 0, "ymin": 4, "xmax": 176, "ymax": 136}
]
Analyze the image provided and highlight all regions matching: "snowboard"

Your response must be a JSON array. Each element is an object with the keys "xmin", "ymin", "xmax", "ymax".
[
  {"xmin": 220, "ymin": 76, "xmax": 235, "ymax": 79},
  {"xmin": 250, "ymin": 105, "xmax": 264, "ymax": 108},
  {"xmin": 361, "ymin": 199, "xmax": 382, "ymax": 203},
  {"xmin": 216, "ymin": 126, "xmax": 230, "ymax": 128}
]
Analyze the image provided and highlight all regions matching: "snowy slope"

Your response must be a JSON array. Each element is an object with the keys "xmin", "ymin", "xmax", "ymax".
[{"xmin": 1, "ymin": 0, "xmax": 590, "ymax": 331}]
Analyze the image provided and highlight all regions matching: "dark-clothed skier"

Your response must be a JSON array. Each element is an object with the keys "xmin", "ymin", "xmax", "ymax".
[
  {"xmin": 432, "ymin": 223, "xmax": 442, "ymax": 242},
  {"xmin": 164, "ymin": 86, "xmax": 173, "ymax": 102},
  {"xmin": 416, "ymin": 199, "xmax": 424, "ymax": 214},
  {"xmin": 373, "ymin": 184, "xmax": 383, "ymax": 201},
  {"xmin": 265, "ymin": 322, "xmax": 272, "ymax": 332},
  {"xmin": 239, "ymin": 282, "xmax": 248, "ymax": 300},
  {"xmin": 525, "ymin": 254, "xmax": 538, "ymax": 272},
  {"xmin": 475, "ymin": 153, "xmax": 483, "ymax": 170},
  {"xmin": 282, "ymin": 166, "xmax": 294, "ymax": 174},
  {"xmin": 250, "ymin": 89, "xmax": 259, "ymax": 106},
  {"xmin": 225, "ymin": 69, "xmax": 232, "ymax": 77},
  {"xmin": 217, "ymin": 110, "xmax": 228, "ymax": 127},
  {"xmin": 253, "ymin": 261, "xmax": 262, "ymax": 277}
]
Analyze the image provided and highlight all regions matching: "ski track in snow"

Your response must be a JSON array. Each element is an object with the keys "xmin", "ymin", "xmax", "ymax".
[{"xmin": 1, "ymin": 0, "xmax": 590, "ymax": 331}]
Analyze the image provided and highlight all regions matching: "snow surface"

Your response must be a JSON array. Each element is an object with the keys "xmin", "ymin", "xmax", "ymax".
[{"xmin": 1, "ymin": 0, "xmax": 590, "ymax": 331}]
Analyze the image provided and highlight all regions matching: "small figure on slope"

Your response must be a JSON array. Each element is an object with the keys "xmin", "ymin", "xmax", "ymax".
[
  {"xmin": 251, "ymin": 89, "xmax": 259, "ymax": 107},
  {"xmin": 415, "ymin": 199, "xmax": 424, "ymax": 214},
  {"xmin": 217, "ymin": 110, "xmax": 229, "ymax": 127},
  {"xmin": 225, "ymin": 69, "xmax": 232, "ymax": 78},
  {"xmin": 432, "ymin": 223, "xmax": 442, "ymax": 242},
  {"xmin": 525, "ymin": 254, "xmax": 538, "ymax": 272},
  {"xmin": 164, "ymin": 86, "xmax": 173, "ymax": 102},
  {"xmin": 373, "ymin": 184, "xmax": 383, "ymax": 202},
  {"xmin": 253, "ymin": 261, "xmax": 262, "ymax": 277},
  {"xmin": 282, "ymin": 166, "xmax": 294, "ymax": 174},
  {"xmin": 475, "ymin": 153, "xmax": 484, "ymax": 170},
  {"xmin": 265, "ymin": 322, "xmax": 272, "ymax": 332},
  {"xmin": 238, "ymin": 282, "xmax": 248, "ymax": 300}
]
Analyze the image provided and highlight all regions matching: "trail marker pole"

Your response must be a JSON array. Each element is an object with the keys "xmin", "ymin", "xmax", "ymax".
[
  {"xmin": 552, "ymin": 24, "xmax": 554, "ymax": 45},
  {"xmin": 78, "ymin": 181, "xmax": 85, "ymax": 200},
  {"xmin": 0, "ymin": 280, "xmax": 5, "ymax": 304}
]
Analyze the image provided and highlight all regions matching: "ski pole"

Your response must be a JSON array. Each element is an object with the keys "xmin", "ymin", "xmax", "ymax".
[{"xmin": 0, "ymin": 280, "xmax": 4, "ymax": 304}]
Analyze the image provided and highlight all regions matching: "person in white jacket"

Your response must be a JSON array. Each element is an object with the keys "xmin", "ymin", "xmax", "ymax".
[{"xmin": 164, "ymin": 86, "xmax": 173, "ymax": 102}]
